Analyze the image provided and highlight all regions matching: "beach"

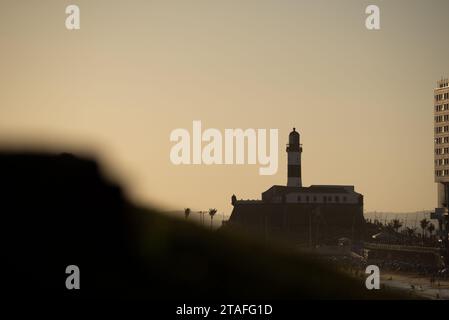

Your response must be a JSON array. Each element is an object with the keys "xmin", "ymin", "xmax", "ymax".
[{"xmin": 381, "ymin": 271, "xmax": 449, "ymax": 300}]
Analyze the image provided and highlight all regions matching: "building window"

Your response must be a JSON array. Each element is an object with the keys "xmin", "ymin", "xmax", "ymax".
[
  {"xmin": 335, "ymin": 196, "xmax": 339, "ymax": 202},
  {"xmin": 297, "ymin": 196, "xmax": 301, "ymax": 202},
  {"xmin": 436, "ymin": 170, "xmax": 446, "ymax": 177},
  {"xmin": 306, "ymin": 196, "xmax": 309, "ymax": 202},
  {"xmin": 343, "ymin": 196, "xmax": 347, "ymax": 202},
  {"xmin": 313, "ymin": 196, "xmax": 317, "ymax": 202}
]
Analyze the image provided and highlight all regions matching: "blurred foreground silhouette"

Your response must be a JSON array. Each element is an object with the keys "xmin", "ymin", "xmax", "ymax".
[{"xmin": 0, "ymin": 151, "xmax": 405, "ymax": 300}]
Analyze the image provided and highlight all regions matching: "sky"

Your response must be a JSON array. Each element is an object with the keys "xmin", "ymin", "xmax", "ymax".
[{"xmin": 1, "ymin": 0, "xmax": 449, "ymax": 218}]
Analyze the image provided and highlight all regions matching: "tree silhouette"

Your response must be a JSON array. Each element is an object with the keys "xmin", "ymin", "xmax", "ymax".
[
  {"xmin": 405, "ymin": 227, "xmax": 416, "ymax": 237},
  {"xmin": 391, "ymin": 219, "xmax": 402, "ymax": 233},
  {"xmin": 420, "ymin": 218, "xmax": 429, "ymax": 238},
  {"xmin": 208, "ymin": 208, "xmax": 217, "ymax": 229},
  {"xmin": 198, "ymin": 210, "xmax": 205, "ymax": 226},
  {"xmin": 184, "ymin": 208, "xmax": 191, "ymax": 220},
  {"xmin": 427, "ymin": 223, "xmax": 435, "ymax": 238}
]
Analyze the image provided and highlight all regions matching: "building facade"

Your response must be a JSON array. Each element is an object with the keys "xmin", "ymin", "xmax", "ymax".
[
  {"xmin": 433, "ymin": 78, "xmax": 449, "ymax": 263},
  {"xmin": 434, "ymin": 78, "xmax": 449, "ymax": 207}
]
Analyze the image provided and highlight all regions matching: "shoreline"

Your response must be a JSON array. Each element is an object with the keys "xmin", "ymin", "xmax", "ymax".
[{"xmin": 380, "ymin": 271, "xmax": 449, "ymax": 300}]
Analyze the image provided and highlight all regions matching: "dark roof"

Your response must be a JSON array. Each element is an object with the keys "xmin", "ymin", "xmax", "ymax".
[
  {"xmin": 289, "ymin": 128, "xmax": 299, "ymax": 136},
  {"xmin": 263, "ymin": 185, "xmax": 357, "ymax": 195}
]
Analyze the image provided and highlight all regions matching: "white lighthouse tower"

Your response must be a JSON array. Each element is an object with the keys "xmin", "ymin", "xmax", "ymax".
[{"xmin": 286, "ymin": 128, "xmax": 302, "ymax": 187}]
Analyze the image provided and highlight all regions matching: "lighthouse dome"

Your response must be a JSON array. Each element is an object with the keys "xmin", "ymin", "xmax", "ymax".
[{"xmin": 289, "ymin": 128, "xmax": 300, "ymax": 145}]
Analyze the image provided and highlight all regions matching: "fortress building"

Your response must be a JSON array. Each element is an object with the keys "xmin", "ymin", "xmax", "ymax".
[{"xmin": 226, "ymin": 128, "xmax": 365, "ymax": 246}]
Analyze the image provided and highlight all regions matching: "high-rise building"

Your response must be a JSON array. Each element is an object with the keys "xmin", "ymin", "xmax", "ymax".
[
  {"xmin": 433, "ymin": 77, "xmax": 449, "ymax": 263},
  {"xmin": 434, "ymin": 77, "xmax": 449, "ymax": 207}
]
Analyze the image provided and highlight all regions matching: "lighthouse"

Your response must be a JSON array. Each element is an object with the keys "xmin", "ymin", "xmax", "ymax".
[
  {"xmin": 227, "ymin": 126, "xmax": 365, "ymax": 246},
  {"xmin": 286, "ymin": 128, "xmax": 302, "ymax": 187}
]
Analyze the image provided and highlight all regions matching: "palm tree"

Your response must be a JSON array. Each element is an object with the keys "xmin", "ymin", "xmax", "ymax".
[
  {"xmin": 420, "ymin": 218, "xmax": 429, "ymax": 238},
  {"xmin": 198, "ymin": 211, "xmax": 205, "ymax": 226},
  {"xmin": 427, "ymin": 223, "xmax": 435, "ymax": 238},
  {"xmin": 184, "ymin": 208, "xmax": 191, "ymax": 220},
  {"xmin": 405, "ymin": 227, "xmax": 416, "ymax": 237},
  {"xmin": 208, "ymin": 208, "xmax": 217, "ymax": 229},
  {"xmin": 391, "ymin": 219, "xmax": 402, "ymax": 233}
]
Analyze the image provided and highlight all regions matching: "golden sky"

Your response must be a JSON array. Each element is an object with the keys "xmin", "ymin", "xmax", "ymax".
[{"xmin": 1, "ymin": 0, "xmax": 449, "ymax": 217}]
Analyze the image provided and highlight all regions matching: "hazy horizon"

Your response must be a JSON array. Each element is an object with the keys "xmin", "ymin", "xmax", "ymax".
[{"xmin": 1, "ymin": 0, "xmax": 449, "ymax": 217}]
